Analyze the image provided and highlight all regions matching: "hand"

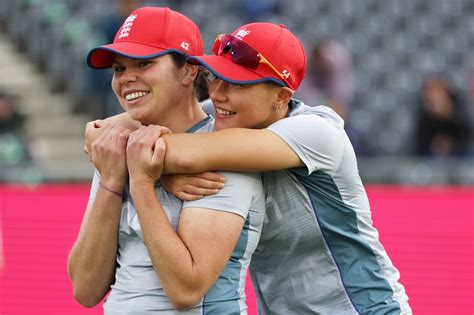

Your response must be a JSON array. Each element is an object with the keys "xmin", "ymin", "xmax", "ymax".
[
  {"xmin": 126, "ymin": 125, "xmax": 171, "ymax": 186},
  {"xmin": 90, "ymin": 125, "xmax": 131, "ymax": 189},
  {"xmin": 84, "ymin": 120, "xmax": 112, "ymax": 161},
  {"xmin": 161, "ymin": 172, "xmax": 226, "ymax": 201},
  {"xmin": 84, "ymin": 115, "xmax": 141, "ymax": 160}
]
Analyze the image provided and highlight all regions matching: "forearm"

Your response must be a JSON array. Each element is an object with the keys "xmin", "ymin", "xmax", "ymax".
[
  {"xmin": 163, "ymin": 128, "xmax": 302, "ymax": 174},
  {"xmin": 104, "ymin": 112, "xmax": 141, "ymax": 130},
  {"xmin": 129, "ymin": 182, "xmax": 209, "ymax": 309},
  {"xmin": 67, "ymin": 190, "xmax": 122, "ymax": 307}
]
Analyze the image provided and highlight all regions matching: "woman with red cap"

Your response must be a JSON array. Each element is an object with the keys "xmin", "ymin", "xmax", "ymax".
[
  {"xmin": 88, "ymin": 20, "xmax": 412, "ymax": 314},
  {"xmin": 68, "ymin": 7, "xmax": 265, "ymax": 314}
]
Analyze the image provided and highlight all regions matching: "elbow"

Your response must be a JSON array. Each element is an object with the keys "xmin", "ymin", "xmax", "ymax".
[
  {"xmin": 73, "ymin": 285, "xmax": 103, "ymax": 308},
  {"xmin": 166, "ymin": 284, "xmax": 204, "ymax": 311},
  {"xmin": 170, "ymin": 293, "xmax": 203, "ymax": 311},
  {"xmin": 69, "ymin": 270, "xmax": 107, "ymax": 308},
  {"xmin": 67, "ymin": 261, "xmax": 101, "ymax": 307}
]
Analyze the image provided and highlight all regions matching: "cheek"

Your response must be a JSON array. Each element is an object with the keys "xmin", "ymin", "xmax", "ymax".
[{"xmin": 111, "ymin": 76, "xmax": 120, "ymax": 96}]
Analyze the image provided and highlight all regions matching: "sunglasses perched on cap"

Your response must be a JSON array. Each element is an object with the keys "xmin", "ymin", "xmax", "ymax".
[{"xmin": 212, "ymin": 34, "xmax": 292, "ymax": 89}]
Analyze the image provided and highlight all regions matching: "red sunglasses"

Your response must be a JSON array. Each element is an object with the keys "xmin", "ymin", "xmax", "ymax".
[{"xmin": 212, "ymin": 34, "xmax": 292, "ymax": 88}]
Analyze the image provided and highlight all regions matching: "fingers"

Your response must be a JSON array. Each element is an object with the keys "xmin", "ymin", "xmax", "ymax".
[
  {"xmin": 174, "ymin": 191, "xmax": 205, "ymax": 202},
  {"xmin": 195, "ymin": 171, "xmax": 226, "ymax": 183},
  {"xmin": 85, "ymin": 120, "xmax": 114, "ymax": 155},
  {"xmin": 115, "ymin": 127, "xmax": 131, "ymax": 149},
  {"xmin": 151, "ymin": 137, "xmax": 166, "ymax": 165},
  {"xmin": 93, "ymin": 119, "xmax": 105, "ymax": 128},
  {"xmin": 128, "ymin": 125, "xmax": 171, "ymax": 154},
  {"xmin": 187, "ymin": 175, "xmax": 225, "ymax": 191},
  {"xmin": 83, "ymin": 144, "xmax": 92, "ymax": 162},
  {"xmin": 91, "ymin": 125, "xmax": 130, "ymax": 161},
  {"xmin": 86, "ymin": 120, "xmax": 113, "ymax": 137},
  {"xmin": 89, "ymin": 125, "xmax": 130, "ymax": 183},
  {"xmin": 181, "ymin": 184, "xmax": 220, "ymax": 196}
]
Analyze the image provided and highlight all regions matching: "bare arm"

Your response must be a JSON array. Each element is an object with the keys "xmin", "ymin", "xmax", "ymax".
[
  {"xmin": 84, "ymin": 118, "xmax": 224, "ymax": 201},
  {"xmin": 126, "ymin": 126, "xmax": 246, "ymax": 310},
  {"xmin": 67, "ymin": 191, "xmax": 121, "ymax": 307},
  {"xmin": 130, "ymin": 183, "xmax": 244, "ymax": 310},
  {"xmin": 68, "ymin": 125, "xmax": 130, "ymax": 307},
  {"xmin": 163, "ymin": 127, "xmax": 303, "ymax": 174}
]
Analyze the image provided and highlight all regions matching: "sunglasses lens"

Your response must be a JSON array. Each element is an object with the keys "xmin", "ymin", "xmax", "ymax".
[
  {"xmin": 230, "ymin": 41, "xmax": 260, "ymax": 69},
  {"xmin": 214, "ymin": 34, "xmax": 260, "ymax": 69},
  {"xmin": 212, "ymin": 34, "xmax": 288, "ymax": 87}
]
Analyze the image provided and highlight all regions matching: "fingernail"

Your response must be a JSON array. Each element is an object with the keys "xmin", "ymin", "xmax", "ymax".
[
  {"xmin": 220, "ymin": 177, "xmax": 226, "ymax": 182},
  {"xmin": 218, "ymin": 183, "xmax": 225, "ymax": 188}
]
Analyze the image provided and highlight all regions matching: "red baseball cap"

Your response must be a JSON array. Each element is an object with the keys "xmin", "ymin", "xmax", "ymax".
[
  {"xmin": 187, "ymin": 23, "xmax": 306, "ymax": 91},
  {"xmin": 87, "ymin": 7, "xmax": 203, "ymax": 69}
]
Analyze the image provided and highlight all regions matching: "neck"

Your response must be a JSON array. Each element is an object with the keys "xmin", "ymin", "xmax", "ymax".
[
  {"xmin": 262, "ymin": 103, "xmax": 291, "ymax": 128},
  {"xmin": 154, "ymin": 97, "xmax": 207, "ymax": 133}
]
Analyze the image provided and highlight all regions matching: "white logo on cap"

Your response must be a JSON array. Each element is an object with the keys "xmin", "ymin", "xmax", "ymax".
[
  {"xmin": 118, "ymin": 14, "xmax": 137, "ymax": 39},
  {"xmin": 235, "ymin": 28, "xmax": 250, "ymax": 39},
  {"xmin": 180, "ymin": 42, "xmax": 190, "ymax": 51},
  {"xmin": 281, "ymin": 70, "xmax": 291, "ymax": 79}
]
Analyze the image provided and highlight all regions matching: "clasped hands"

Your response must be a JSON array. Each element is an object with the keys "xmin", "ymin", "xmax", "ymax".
[{"xmin": 85, "ymin": 120, "xmax": 225, "ymax": 200}]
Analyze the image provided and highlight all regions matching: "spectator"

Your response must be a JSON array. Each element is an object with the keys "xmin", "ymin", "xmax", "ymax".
[
  {"xmin": 0, "ymin": 91, "xmax": 42, "ymax": 183},
  {"xmin": 0, "ymin": 91, "xmax": 30, "ymax": 167},
  {"xmin": 0, "ymin": 91, "xmax": 24, "ymax": 134},
  {"xmin": 295, "ymin": 39, "xmax": 368, "ymax": 154},
  {"xmin": 296, "ymin": 39, "xmax": 354, "ymax": 121},
  {"xmin": 414, "ymin": 75, "xmax": 470, "ymax": 157}
]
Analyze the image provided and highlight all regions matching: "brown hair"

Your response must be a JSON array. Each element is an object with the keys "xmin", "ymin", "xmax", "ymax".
[{"xmin": 170, "ymin": 53, "xmax": 209, "ymax": 102}]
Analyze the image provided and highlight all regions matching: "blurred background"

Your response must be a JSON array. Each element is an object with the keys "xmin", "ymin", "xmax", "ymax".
[
  {"xmin": 0, "ymin": 0, "xmax": 473, "ymax": 184},
  {"xmin": 0, "ymin": 0, "xmax": 474, "ymax": 185},
  {"xmin": 0, "ymin": 0, "xmax": 473, "ymax": 314}
]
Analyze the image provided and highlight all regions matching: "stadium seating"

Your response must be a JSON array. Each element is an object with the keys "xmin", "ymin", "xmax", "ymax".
[{"xmin": 0, "ymin": 0, "xmax": 472, "ymax": 182}]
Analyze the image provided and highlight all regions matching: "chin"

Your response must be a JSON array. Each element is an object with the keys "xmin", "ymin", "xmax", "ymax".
[{"xmin": 126, "ymin": 108, "xmax": 148, "ymax": 122}]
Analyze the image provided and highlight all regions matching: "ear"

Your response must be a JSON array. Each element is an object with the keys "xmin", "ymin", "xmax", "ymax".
[
  {"xmin": 275, "ymin": 87, "xmax": 294, "ymax": 107},
  {"xmin": 182, "ymin": 64, "xmax": 199, "ymax": 87}
]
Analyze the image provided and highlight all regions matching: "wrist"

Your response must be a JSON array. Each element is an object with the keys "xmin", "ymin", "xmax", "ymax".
[
  {"xmin": 129, "ymin": 178, "xmax": 156, "ymax": 195},
  {"xmin": 99, "ymin": 177, "xmax": 126, "ymax": 192},
  {"xmin": 99, "ymin": 182, "xmax": 124, "ymax": 198}
]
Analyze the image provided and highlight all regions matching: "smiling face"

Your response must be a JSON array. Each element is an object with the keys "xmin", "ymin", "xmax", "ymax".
[
  {"xmin": 208, "ymin": 76, "xmax": 290, "ymax": 130},
  {"xmin": 111, "ymin": 54, "xmax": 185, "ymax": 125}
]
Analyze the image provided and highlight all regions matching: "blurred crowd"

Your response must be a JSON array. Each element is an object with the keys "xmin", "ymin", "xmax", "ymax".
[
  {"xmin": 296, "ymin": 39, "xmax": 472, "ymax": 157},
  {"xmin": 0, "ymin": 91, "xmax": 38, "ymax": 181},
  {"xmin": 0, "ymin": 0, "xmax": 473, "ymax": 183}
]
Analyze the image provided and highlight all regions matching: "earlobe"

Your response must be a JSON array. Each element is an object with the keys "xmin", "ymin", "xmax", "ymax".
[{"xmin": 182, "ymin": 64, "xmax": 199, "ymax": 86}]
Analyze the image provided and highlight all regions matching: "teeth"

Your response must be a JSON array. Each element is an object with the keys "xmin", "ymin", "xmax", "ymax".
[
  {"xmin": 125, "ymin": 91, "xmax": 149, "ymax": 101},
  {"xmin": 215, "ymin": 107, "xmax": 236, "ymax": 116}
]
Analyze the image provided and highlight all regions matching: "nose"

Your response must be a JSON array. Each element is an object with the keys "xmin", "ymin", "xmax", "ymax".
[
  {"xmin": 120, "ymin": 67, "xmax": 138, "ymax": 84},
  {"xmin": 209, "ymin": 79, "xmax": 228, "ymax": 102}
]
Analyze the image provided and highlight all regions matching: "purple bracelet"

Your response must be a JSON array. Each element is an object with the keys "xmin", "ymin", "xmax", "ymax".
[{"xmin": 99, "ymin": 182, "xmax": 123, "ymax": 198}]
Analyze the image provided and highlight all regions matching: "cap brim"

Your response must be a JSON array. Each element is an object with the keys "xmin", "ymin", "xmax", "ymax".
[
  {"xmin": 87, "ymin": 42, "xmax": 184, "ymax": 69},
  {"xmin": 187, "ymin": 55, "xmax": 286, "ymax": 87}
]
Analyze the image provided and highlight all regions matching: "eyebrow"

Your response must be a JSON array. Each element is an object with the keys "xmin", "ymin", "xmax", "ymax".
[{"xmin": 111, "ymin": 60, "xmax": 124, "ymax": 67}]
